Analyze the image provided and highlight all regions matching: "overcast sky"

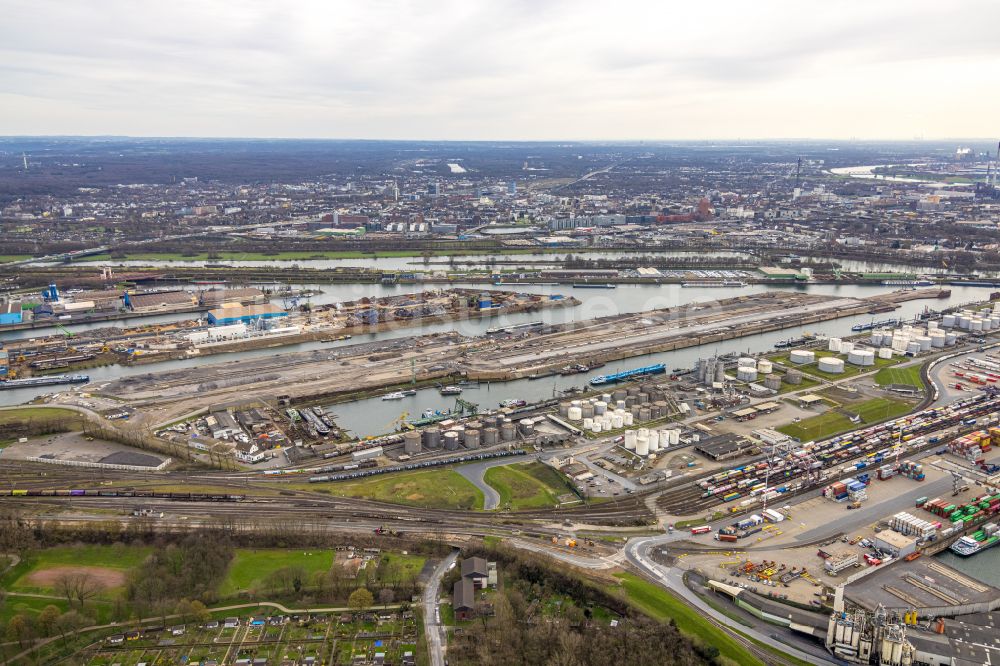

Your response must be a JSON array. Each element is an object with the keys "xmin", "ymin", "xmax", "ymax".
[{"xmin": 3, "ymin": 0, "xmax": 998, "ymax": 140}]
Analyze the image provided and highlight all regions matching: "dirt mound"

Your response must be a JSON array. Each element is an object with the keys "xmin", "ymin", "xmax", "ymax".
[{"xmin": 25, "ymin": 565, "xmax": 126, "ymax": 589}]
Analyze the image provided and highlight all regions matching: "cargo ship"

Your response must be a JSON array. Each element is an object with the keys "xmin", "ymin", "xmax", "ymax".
[
  {"xmin": 852, "ymin": 319, "xmax": 899, "ymax": 332},
  {"xmin": 681, "ymin": 281, "xmax": 747, "ymax": 288},
  {"xmin": 950, "ymin": 529, "xmax": 1000, "ymax": 557},
  {"xmin": 0, "ymin": 374, "xmax": 89, "ymax": 390},
  {"xmin": 589, "ymin": 363, "xmax": 666, "ymax": 386},
  {"xmin": 572, "ymin": 283, "xmax": 616, "ymax": 289},
  {"xmin": 381, "ymin": 390, "xmax": 417, "ymax": 400},
  {"xmin": 439, "ymin": 385, "xmax": 463, "ymax": 395},
  {"xmin": 774, "ymin": 334, "xmax": 816, "ymax": 349}
]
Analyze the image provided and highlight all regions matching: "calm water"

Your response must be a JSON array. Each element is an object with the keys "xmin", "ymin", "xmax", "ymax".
[{"xmin": 937, "ymin": 546, "xmax": 1000, "ymax": 586}]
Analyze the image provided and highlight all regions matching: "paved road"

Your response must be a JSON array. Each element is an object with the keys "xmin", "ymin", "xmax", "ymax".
[
  {"xmin": 423, "ymin": 549, "xmax": 459, "ymax": 666},
  {"xmin": 454, "ymin": 459, "xmax": 507, "ymax": 510}
]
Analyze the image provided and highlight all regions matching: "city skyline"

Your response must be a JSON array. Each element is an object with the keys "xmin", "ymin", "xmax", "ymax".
[{"xmin": 4, "ymin": 0, "xmax": 999, "ymax": 140}]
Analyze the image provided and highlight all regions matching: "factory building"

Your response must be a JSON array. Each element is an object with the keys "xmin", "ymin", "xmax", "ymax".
[
  {"xmin": 0, "ymin": 300, "xmax": 23, "ymax": 325},
  {"xmin": 206, "ymin": 303, "xmax": 287, "ymax": 326},
  {"xmin": 199, "ymin": 288, "xmax": 267, "ymax": 307},
  {"xmin": 128, "ymin": 290, "xmax": 198, "ymax": 313}
]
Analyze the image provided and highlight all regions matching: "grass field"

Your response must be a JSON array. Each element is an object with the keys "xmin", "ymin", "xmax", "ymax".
[
  {"xmin": 219, "ymin": 548, "xmax": 334, "ymax": 596},
  {"xmin": 613, "ymin": 573, "xmax": 764, "ymax": 666},
  {"xmin": 0, "ymin": 255, "xmax": 31, "ymax": 263},
  {"xmin": 483, "ymin": 462, "xmax": 575, "ymax": 510},
  {"xmin": 5, "ymin": 544, "xmax": 151, "ymax": 599},
  {"xmin": 773, "ymin": 350, "xmax": 901, "ymax": 381},
  {"xmin": 314, "ymin": 468, "xmax": 484, "ymax": 510},
  {"xmin": 76, "ymin": 248, "xmax": 561, "ymax": 263},
  {"xmin": 874, "ymin": 364, "xmax": 925, "ymax": 389},
  {"xmin": 0, "ymin": 406, "xmax": 84, "ymax": 427},
  {"xmin": 777, "ymin": 397, "xmax": 913, "ymax": 440}
]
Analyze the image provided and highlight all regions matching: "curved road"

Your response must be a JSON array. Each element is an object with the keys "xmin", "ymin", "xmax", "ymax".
[{"xmin": 423, "ymin": 549, "xmax": 459, "ymax": 666}]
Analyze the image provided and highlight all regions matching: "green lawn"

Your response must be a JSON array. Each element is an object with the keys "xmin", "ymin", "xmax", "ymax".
[
  {"xmin": 776, "ymin": 373, "xmax": 822, "ymax": 394},
  {"xmin": 773, "ymin": 350, "xmax": 901, "ymax": 381},
  {"xmin": 219, "ymin": 548, "xmax": 335, "ymax": 596},
  {"xmin": 6, "ymin": 544, "xmax": 151, "ymax": 599},
  {"xmin": 315, "ymin": 468, "xmax": 484, "ymax": 510},
  {"xmin": 0, "ymin": 407, "xmax": 84, "ymax": 427},
  {"xmin": 777, "ymin": 397, "xmax": 914, "ymax": 441},
  {"xmin": 359, "ymin": 552, "xmax": 427, "ymax": 588},
  {"xmin": 0, "ymin": 254, "xmax": 31, "ymax": 263},
  {"xmin": 483, "ymin": 462, "xmax": 574, "ymax": 510},
  {"xmin": 613, "ymin": 573, "xmax": 763, "ymax": 666},
  {"xmin": 874, "ymin": 364, "xmax": 925, "ymax": 389}
]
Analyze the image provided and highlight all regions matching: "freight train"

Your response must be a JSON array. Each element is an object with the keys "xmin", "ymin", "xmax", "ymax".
[
  {"xmin": 695, "ymin": 389, "xmax": 1000, "ymax": 508},
  {"xmin": 0, "ymin": 489, "xmax": 246, "ymax": 501},
  {"xmin": 309, "ymin": 449, "xmax": 526, "ymax": 483}
]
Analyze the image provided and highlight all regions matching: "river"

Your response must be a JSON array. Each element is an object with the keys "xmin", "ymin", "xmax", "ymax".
[
  {"xmin": 936, "ymin": 548, "xmax": 1000, "ymax": 587},
  {"xmin": 1, "ymin": 282, "xmax": 994, "ymax": 422}
]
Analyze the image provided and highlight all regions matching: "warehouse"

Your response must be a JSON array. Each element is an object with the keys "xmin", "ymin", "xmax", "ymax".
[
  {"xmin": 695, "ymin": 434, "xmax": 755, "ymax": 460},
  {"xmin": 0, "ymin": 300, "xmax": 23, "ymax": 325},
  {"xmin": 199, "ymin": 287, "xmax": 267, "ymax": 307},
  {"xmin": 207, "ymin": 303, "xmax": 287, "ymax": 326},
  {"xmin": 873, "ymin": 530, "xmax": 916, "ymax": 558},
  {"xmin": 757, "ymin": 266, "xmax": 804, "ymax": 280},
  {"xmin": 128, "ymin": 290, "xmax": 198, "ymax": 313}
]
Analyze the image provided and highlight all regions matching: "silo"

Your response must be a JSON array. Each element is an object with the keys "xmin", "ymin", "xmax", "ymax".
[
  {"xmin": 828, "ymin": 337, "xmax": 842, "ymax": 352},
  {"xmin": 637, "ymin": 427, "xmax": 649, "ymax": 439},
  {"xmin": 443, "ymin": 431, "xmax": 460, "ymax": 451},
  {"xmin": 623, "ymin": 412, "xmax": 634, "ymax": 426},
  {"xmin": 757, "ymin": 359, "xmax": 773, "ymax": 374},
  {"xmin": 648, "ymin": 430, "xmax": 660, "ymax": 452},
  {"xmin": 500, "ymin": 421, "xmax": 516, "ymax": 441},
  {"xmin": 423, "ymin": 427, "xmax": 442, "ymax": 449},
  {"xmin": 463, "ymin": 429, "xmax": 480, "ymax": 448},
  {"xmin": 714, "ymin": 363, "xmax": 726, "ymax": 383},
  {"xmin": 764, "ymin": 375, "xmax": 782, "ymax": 391},
  {"xmin": 611, "ymin": 413, "xmax": 624, "ymax": 429},
  {"xmin": 519, "ymin": 419, "xmax": 534, "ymax": 435},
  {"xmin": 403, "ymin": 430, "xmax": 422, "ymax": 454},
  {"xmin": 483, "ymin": 427, "xmax": 500, "ymax": 446},
  {"xmin": 636, "ymin": 436, "xmax": 650, "ymax": 457},
  {"xmin": 668, "ymin": 429, "xmax": 680, "ymax": 446},
  {"xmin": 785, "ymin": 369, "xmax": 803, "ymax": 385},
  {"xmin": 623, "ymin": 430, "xmax": 637, "ymax": 450}
]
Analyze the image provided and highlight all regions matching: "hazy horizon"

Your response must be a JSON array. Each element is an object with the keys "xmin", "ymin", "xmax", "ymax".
[{"xmin": 4, "ymin": 0, "xmax": 999, "ymax": 141}]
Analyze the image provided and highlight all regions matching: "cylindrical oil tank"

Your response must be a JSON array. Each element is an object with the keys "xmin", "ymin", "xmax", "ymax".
[
  {"xmin": 738, "ymin": 357, "xmax": 756, "ymax": 368},
  {"xmin": 654, "ymin": 400, "xmax": 668, "ymax": 418},
  {"xmin": 930, "ymin": 332, "xmax": 945, "ymax": 348},
  {"xmin": 567, "ymin": 406, "xmax": 583, "ymax": 421},
  {"xmin": 785, "ymin": 369, "xmax": 803, "ymax": 384},
  {"xmin": 463, "ymin": 429, "xmax": 480, "ymax": 448},
  {"xmin": 612, "ymin": 389, "xmax": 627, "ymax": 402},
  {"xmin": 914, "ymin": 336, "xmax": 932, "ymax": 351},
  {"xmin": 764, "ymin": 374, "xmax": 782, "ymax": 390},
  {"xmin": 519, "ymin": 418, "xmax": 534, "ymax": 435},
  {"xmin": 443, "ymin": 431, "xmax": 460, "ymax": 450},
  {"xmin": 818, "ymin": 357, "xmax": 845, "ymax": 373},
  {"xmin": 625, "ymin": 396, "xmax": 638, "ymax": 408},
  {"xmin": 869, "ymin": 332, "xmax": 882, "ymax": 346},
  {"xmin": 627, "ymin": 386, "xmax": 641, "ymax": 396},
  {"xmin": 601, "ymin": 393, "xmax": 612, "ymax": 402},
  {"xmin": 669, "ymin": 429, "xmax": 680, "ymax": 446},
  {"xmin": 403, "ymin": 430, "xmax": 422, "ymax": 454},
  {"xmin": 611, "ymin": 414, "xmax": 624, "ymax": 429},
  {"xmin": 423, "ymin": 427, "xmax": 442, "ymax": 449},
  {"xmin": 757, "ymin": 359, "xmax": 773, "ymax": 374},
  {"xmin": 847, "ymin": 350, "xmax": 875, "ymax": 366},
  {"xmin": 638, "ymin": 392, "xmax": 650, "ymax": 404},
  {"xmin": 972, "ymin": 318, "xmax": 984, "ymax": 332},
  {"xmin": 958, "ymin": 316, "xmax": 971, "ymax": 329},
  {"xmin": 483, "ymin": 427, "xmax": 499, "ymax": 446},
  {"xmin": 594, "ymin": 401, "xmax": 608, "ymax": 416},
  {"xmin": 629, "ymin": 405, "xmax": 641, "ymax": 417},
  {"xmin": 828, "ymin": 337, "xmax": 842, "ymax": 352},
  {"xmin": 571, "ymin": 399, "xmax": 581, "ymax": 407},
  {"xmin": 942, "ymin": 314, "xmax": 956, "ymax": 327},
  {"xmin": 736, "ymin": 367, "xmax": 758, "ymax": 382},
  {"xmin": 581, "ymin": 403, "xmax": 595, "ymax": 419},
  {"xmin": 615, "ymin": 400, "xmax": 626, "ymax": 410},
  {"xmin": 636, "ymin": 436, "xmax": 649, "ymax": 457},
  {"xmin": 500, "ymin": 421, "xmax": 516, "ymax": 441},
  {"xmin": 881, "ymin": 334, "xmax": 893, "ymax": 347},
  {"xmin": 789, "ymin": 350, "xmax": 815, "ymax": 364},
  {"xmin": 623, "ymin": 412, "xmax": 634, "ymax": 426},
  {"xmin": 638, "ymin": 407, "xmax": 651, "ymax": 421},
  {"xmin": 624, "ymin": 430, "xmax": 637, "ymax": 450},
  {"xmin": 649, "ymin": 403, "xmax": 661, "ymax": 420},
  {"xmin": 877, "ymin": 347, "xmax": 893, "ymax": 360},
  {"xmin": 945, "ymin": 332, "xmax": 958, "ymax": 346},
  {"xmin": 840, "ymin": 341, "xmax": 854, "ymax": 355},
  {"xmin": 637, "ymin": 427, "xmax": 649, "ymax": 438},
  {"xmin": 648, "ymin": 430, "xmax": 660, "ymax": 451},
  {"xmin": 906, "ymin": 341, "xmax": 922, "ymax": 355},
  {"xmin": 591, "ymin": 421, "xmax": 602, "ymax": 433},
  {"xmin": 559, "ymin": 402, "xmax": 571, "ymax": 417}
]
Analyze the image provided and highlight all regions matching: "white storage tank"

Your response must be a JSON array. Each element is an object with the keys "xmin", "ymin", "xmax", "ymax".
[
  {"xmin": 958, "ymin": 316, "xmax": 971, "ymax": 329},
  {"xmin": 877, "ymin": 347, "xmax": 893, "ymax": 360},
  {"xmin": 881, "ymin": 334, "xmax": 893, "ymax": 347},
  {"xmin": 945, "ymin": 332, "xmax": 958, "ymax": 346},
  {"xmin": 623, "ymin": 412, "xmax": 634, "ymax": 426},
  {"xmin": 669, "ymin": 429, "xmax": 680, "ymax": 446},
  {"xmin": 594, "ymin": 401, "xmax": 608, "ymax": 416},
  {"xmin": 930, "ymin": 332, "xmax": 946, "ymax": 348},
  {"xmin": 840, "ymin": 341, "xmax": 854, "ymax": 355},
  {"xmin": 942, "ymin": 314, "xmax": 956, "ymax": 328},
  {"xmin": 757, "ymin": 359, "xmax": 773, "ymax": 374},
  {"xmin": 567, "ymin": 406, "xmax": 583, "ymax": 421},
  {"xmin": 583, "ymin": 417, "xmax": 594, "ymax": 430},
  {"xmin": 591, "ymin": 421, "xmax": 602, "ymax": 433},
  {"xmin": 738, "ymin": 357, "xmax": 757, "ymax": 369},
  {"xmin": 818, "ymin": 357, "xmax": 845, "ymax": 373},
  {"xmin": 828, "ymin": 337, "xmax": 843, "ymax": 352},
  {"xmin": 737, "ymin": 367, "xmax": 758, "ymax": 382},
  {"xmin": 623, "ymin": 430, "xmax": 637, "ymax": 450},
  {"xmin": 915, "ymin": 336, "xmax": 932, "ymax": 352},
  {"xmin": 648, "ymin": 430, "xmax": 660, "ymax": 451},
  {"xmin": 971, "ymin": 318, "xmax": 984, "ymax": 332},
  {"xmin": 789, "ymin": 349, "xmax": 815, "ymax": 364},
  {"xmin": 611, "ymin": 414, "xmax": 624, "ymax": 429},
  {"xmin": 635, "ymin": 436, "xmax": 649, "ymax": 457},
  {"xmin": 870, "ymin": 332, "xmax": 883, "ymax": 346},
  {"xmin": 906, "ymin": 341, "xmax": 922, "ymax": 355},
  {"xmin": 848, "ymin": 349, "xmax": 875, "ymax": 366}
]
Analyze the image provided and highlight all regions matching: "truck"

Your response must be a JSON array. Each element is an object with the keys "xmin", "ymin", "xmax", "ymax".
[
  {"xmin": 716, "ymin": 533, "xmax": 739, "ymax": 543},
  {"xmin": 690, "ymin": 525, "xmax": 712, "ymax": 535}
]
